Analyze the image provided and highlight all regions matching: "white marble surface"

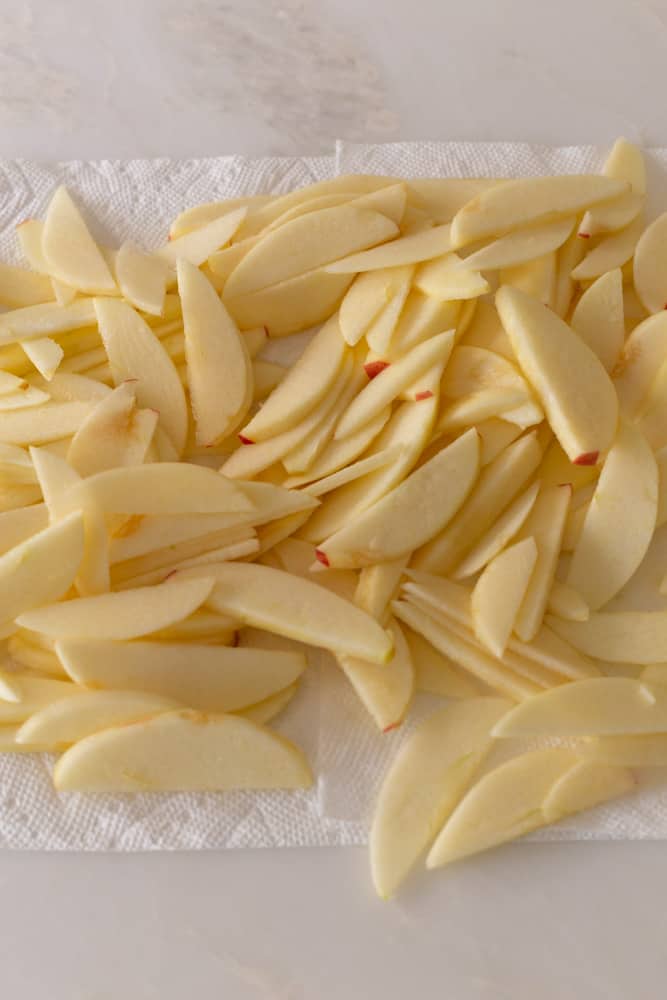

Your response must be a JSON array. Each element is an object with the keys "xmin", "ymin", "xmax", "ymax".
[{"xmin": 3, "ymin": 0, "xmax": 667, "ymax": 996}]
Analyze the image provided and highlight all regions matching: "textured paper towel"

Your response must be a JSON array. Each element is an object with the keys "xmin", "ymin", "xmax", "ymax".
[{"xmin": 1, "ymin": 141, "xmax": 667, "ymax": 850}]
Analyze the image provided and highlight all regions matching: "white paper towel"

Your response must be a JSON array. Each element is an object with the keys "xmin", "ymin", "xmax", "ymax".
[{"xmin": 1, "ymin": 141, "xmax": 667, "ymax": 850}]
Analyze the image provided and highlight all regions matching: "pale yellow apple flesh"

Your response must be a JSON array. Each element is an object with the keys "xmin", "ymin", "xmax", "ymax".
[
  {"xmin": 115, "ymin": 243, "xmax": 168, "ymax": 316},
  {"xmin": 471, "ymin": 537, "xmax": 538, "ymax": 658},
  {"xmin": 336, "ymin": 620, "xmax": 414, "ymax": 731},
  {"xmin": 570, "ymin": 268, "xmax": 624, "ymax": 373},
  {"xmin": 413, "ymin": 253, "xmax": 489, "ymax": 300},
  {"xmin": 548, "ymin": 581, "xmax": 589, "ymax": 622},
  {"xmin": 0, "ymin": 675, "xmax": 83, "ymax": 725},
  {"xmin": 404, "ymin": 626, "xmax": 479, "ymax": 699},
  {"xmin": 21, "ymin": 337, "xmax": 64, "ymax": 381},
  {"xmin": 157, "ymin": 206, "xmax": 247, "ymax": 269},
  {"xmin": 571, "ymin": 215, "xmax": 644, "ymax": 281},
  {"xmin": 355, "ymin": 556, "xmax": 409, "ymax": 624},
  {"xmin": 458, "ymin": 217, "xmax": 575, "ymax": 271},
  {"xmin": 541, "ymin": 760, "xmax": 635, "ymax": 824},
  {"xmin": 0, "ymin": 262, "xmax": 53, "ymax": 309},
  {"xmin": 324, "ymin": 224, "xmax": 452, "ymax": 273},
  {"xmin": 42, "ymin": 187, "xmax": 116, "ymax": 294},
  {"xmin": 83, "ymin": 462, "xmax": 252, "ymax": 515},
  {"xmin": 454, "ymin": 481, "xmax": 539, "ymax": 579},
  {"xmin": 548, "ymin": 611, "xmax": 667, "ymax": 664},
  {"xmin": 67, "ymin": 384, "xmax": 157, "ymax": 476},
  {"xmin": 513, "ymin": 484, "xmax": 571, "ymax": 642}
]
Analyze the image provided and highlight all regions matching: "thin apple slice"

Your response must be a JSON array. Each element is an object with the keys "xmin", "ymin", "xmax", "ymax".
[
  {"xmin": 0, "ymin": 511, "xmax": 84, "ymax": 626},
  {"xmin": 8, "ymin": 633, "xmax": 66, "ymax": 676},
  {"xmin": 0, "ymin": 385, "xmax": 50, "ymax": 410},
  {"xmin": 335, "ymin": 332, "xmax": 453, "ymax": 441},
  {"xmin": 414, "ymin": 432, "xmax": 542, "ymax": 574},
  {"xmin": 53, "ymin": 709, "xmax": 312, "ymax": 793},
  {"xmin": 38, "ymin": 372, "xmax": 112, "ymax": 404},
  {"xmin": 225, "ymin": 269, "xmax": 353, "ymax": 337},
  {"xmin": 95, "ymin": 297, "xmax": 188, "ymax": 456},
  {"xmin": 633, "ymin": 212, "xmax": 667, "ymax": 314},
  {"xmin": 554, "ymin": 223, "xmax": 588, "ymax": 317},
  {"xmin": 548, "ymin": 581, "xmax": 589, "ymax": 622},
  {"xmin": 571, "ymin": 215, "xmax": 644, "ymax": 281},
  {"xmin": 17, "ymin": 576, "xmax": 214, "ymax": 640},
  {"xmin": 537, "ymin": 438, "xmax": 598, "ymax": 491},
  {"xmin": 21, "ymin": 337, "xmax": 63, "ymax": 380},
  {"xmin": 42, "ymin": 187, "xmax": 116, "ymax": 294},
  {"xmin": 272, "ymin": 538, "xmax": 357, "ymax": 601},
  {"xmin": 365, "ymin": 268, "xmax": 413, "ymax": 355},
  {"xmin": 109, "ymin": 513, "xmax": 252, "ymax": 564},
  {"xmin": 441, "ymin": 345, "xmax": 537, "ymax": 403},
  {"xmin": 252, "ymin": 360, "xmax": 285, "ymax": 401},
  {"xmin": 496, "ymin": 285, "xmax": 618, "ymax": 464},
  {"xmin": 115, "ymin": 243, "xmax": 168, "ymax": 315},
  {"xmin": 389, "ymin": 292, "xmax": 460, "ymax": 358},
  {"xmin": 413, "ymin": 253, "xmax": 489, "ymax": 300},
  {"xmin": 0, "ymin": 725, "xmax": 56, "ymax": 753},
  {"xmin": 0, "ymin": 371, "xmax": 30, "ymax": 396},
  {"xmin": 324, "ymin": 224, "xmax": 453, "ymax": 274},
  {"xmin": 0, "ymin": 262, "xmax": 53, "ymax": 308},
  {"xmin": 614, "ymin": 312, "xmax": 667, "ymax": 418},
  {"xmin": 67, "ymin": 384, "xmax": 157, "ymax": 476},
  {"xmin": 458, "ymin": 217, "xmax": 575, "ymax": 271},
  {"xmin": 579, "ymin": 139, "xmax": 645, "ymax": 238},
  {"xmin": 404, "ymin": 626, "xmax": 479, "ymax": 699},
  {"xmin": 237, "ymin": 479, "xmax": 319, "ymax": 523},
  {"xmin": 541, "ymin": 759, "xmax": 634, "ymax": 824},
  {"xmin": 493, "ymin": 677, "xmax": 667, "ymax": 738},
  {"xmin": 339, "ymin": 269, "xmax": 397, "ymax": 346},
  {"xmin": 169, "ymin": 196, "xmax": 269, "ymax": 238},
  {"xmin": 354, "ymin": 557, "xmax": 409, "ymax": 624},
  {"xmin": 194, "ymin": 561, "xmax": 392, "ymax": 664},
  {"xmin": 471, "ymin": 537, "xmax": 537, "ymax": 658},
  {"xmin": 0, "ymin": 676, "xmax": 83, "ymax": 725},
  {"xmin": 297, "ymin": 445, "xmax": 402, "ymax": 496},
  {"xmin": 425, "ymin": 749, "xmax": 581, "ymax": 867},
  {"xmin": 0, "ymin": 300, "xmax": 96, "ymax": 346},
  {"xmin": 178, "ymin": 259, "xmax": 252, "ymax": 445},
  {"xmin": 240, "ymin": 315, "xmax": 347, "ymax": 442},
  {"xmin": 570, "ymin": 269, "xmax": 624, "ymax": 372},
  {"xmin": 635, "ymin": 356, "xmax": 667, "ymax": 450},
  {"xmin": 237, "ymin": 682, "xmax": 298, "ymax": 726},
  {"xmin": 370, "ymin": 696, "xmax": 511, "ymax": 897},
  {"xmin": 436, "ymin": 389, "xmax": 530, "ymax": 433},
  {"xmin": 582, "ymin": 733, "xmax": 667, "ymax": 767},
  {"xmin": 567, "ymin": 421, "xmax": 657, "ymax": 610},
  {"xmin": 579, "ymin": 192, "xmax": 643, "ymax": 238},
  {"xmin": 317, "ymin": 428, "xmax": 479, "ymax": 569},
  {"xmin": 225, "ymin": 205, "xmax": 398, "ymax": 298},
  {"xmin": 16, "ymin": 690, "xmax": 181, "ymax": 747},
  {"xmin": 392, "ymin": 600, "xmax": 537, "ymax": 700},
  {"xmin": 501, "ymin": 253, "xmax": 557, "ymax": 309},
  {"xmin": 156, "ymin": 207, "xmax": 247, "ymax": 269},
  {"xmin": 57, "ymin": 639, "xmax": 305, "ymax": 712},
  {"xmin": 283, "ymin": 407, "xmax": 391, "ymax": 488},
  {"xmin": 451, "ymin": 175, "xmax": 627, "ymax": 247},
  {"xmin": 548, "ymin": 611, "xmax": 667, "ymax": 664},
  {"xmin": 454, "ymin": 481, "xmax": 539, "ymax": 579},
  {"xmin": 0, "ymin": 503, "xmax": 48, "ymax": 555},
  {"xmin": 512, "ymin": 484, "xmax": 571, "ymax": 641},
  {"xmin": 83, "ymin": 463, "xmax": 252, "ymax": 514},
  {"xmin": 337, "ymin": 619, "xmax": 414, "ymax": 731},
  {"xmin": 461, "ymin": 301, "xmax": 514, "ymax": 360}
]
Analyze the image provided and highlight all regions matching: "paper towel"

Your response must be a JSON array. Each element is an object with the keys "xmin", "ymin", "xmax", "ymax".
[{"xmin": 1, "ymin": 141, "xmax": 666, "ymax": 850}]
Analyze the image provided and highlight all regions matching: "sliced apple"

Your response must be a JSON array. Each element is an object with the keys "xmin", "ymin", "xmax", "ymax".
[
  {"xmin": 579, "ymin": 139, "xmax": 646, "ymax": 238},
  {"xmin": 570, "ymin": 269, "xmax": 624, "ymax": 373},
  {"xmin": 389, "ymin": 291, "xmax": 460, "ymax": 358},
  {"xmin": 413, "ymin": 253, "xmax": 489, "ymax": 300},
  {"xmin": 42, "ymin": 187, "xmax": 116, "ymax": 294},
  {"xmin": 571, "ymin": 214, "xmax": 644, "ymax": 281},
  {"xmin": 115, "ymin": 243, "xmax": 168, "ymax": 315},
  {"xmin": 496, "ymin": 285, "xmax": 618, "ymax": 464},
  {"xmin": 455, "ymin": 481, "xmax": 539, "ymax": 579},
  {"xmin": 8, "ymin": 633, "xmax": 66, "ymax": 676},
  {"xmin": 239, "ymin": 479, "xmax": 319, "ymax": 523},
  {"xmin": 336, "ymin": 619, "xmax": 413, "ymax": 731},
  {"xmin": 370, "ymin": 696, "xmax": 511, "ymax": 897},
  {"xmin": 365, "ymin": 268, "xmax": 414, "ymax": 355},
  {"xmin": 458, "ymin": 217, "xmax": 575, "ymax": 272},
  {"xmin": 541, "ymin": 759, "xmax": 634, "ymax": 824},
  {"xmin": 636, "ymin": 355, "xmax": 667, "ymax": 450},
  {"xmin": 548, "ymin": 581, "xmax": 589, "ymax": 622},
  {"xmin": 441, "ymin": 345, "xmax": 537, "ymax": 403},
  {"xmin": 21, "ymin": 337, "xmax": 63, "ymax": 381},
  {"xmin": 0, "ymin": 299, "xmax": 96, "ymax": 346},
  {"xmin": 0, "ymin": 503, "xmax": 48, "ymax": 555},
  {"xmin": 614, "ymin": 312, "xmax": 667, "ymax": 418},
  {"xmin": 657, "ymin": 447, "xmax": 667, "ymax": 528},
  {"xmin": 283, "ymin": 407, "xmax": 391, "ymax": 488},
  {"xmin": 0, "ymin": 385, "xmax": 50, "ymax": 410},
  {"xmin": 339, "ymin": 269, "xmax": 397, "ymax": 346},
  {"xmin": 425, "ymin": 749, "xmax": 581, "ymax": 867},
  {"xmin": 110, "ymin": 523, "xmax": 255, "ymax": 586},
  {"xmin": 553, "ymin": 223, "xmax": 588, "ymax": 317},
  {"xmin": 404, "ymin": 626, "xmax": 479, "ymax": 699},
  {"xmin": 83, "ymin": 463, "xmax": 252, "ymax": 514},
  {"xmin": 414, "ymin": 432, "xmax": 542, "ymax": 574},
  {"xmin": 471, "ymin": 537, "xmax": 537, "ymax": 658},
  {"xmin": 170, "ymin": 196, "xmax": 269, "ymax": 238},
  {"xmin": 548, "ymin": 610, "xmax": 667, "ymax": 664},
  {"xmin": 95, "ymin": 297, "xmax": 188, "ymax": 456},
  {"xmin": 501, "ymin": 252, "xmax": 557, "ymax": 309},
  {"xmin": 567, "ymin": 421, "xmax": 657, "ymax": 610},
  {"xmin": 317, "ymin": 428, "xmax": 479, "ymax": 569},
  {"xmin": 582, "ymin": 733, "xmax": 667, "ymax": 767},
  {"xmin": 272, "ymin": 537, "xmax": 357, "ymax": 601},
  {"xmin": 511, "ymin": 484, "xmax": 570, "ymax": 640},
  {"xmin": 537, "ymin": 438, "xmax": 599, "ymax": 492},
  {"xmin": 67, "ymin": 383, "xmax": 157, "ymax": 476},
  {"xmin": 493, "ymin": 677, "xmax": 667, "ymax": 738},
  {"xmin": 436, "ymin": 388, "xmax": 530, "ymax": 434},
  {"xmin": 17, "ymin": 576, "xmax": 214, "ymax": 640},
  {"xmin": 109, "ymin": 513, "xmax": 252, "ymax": 565},
  {"xmin": 324, "ymin": 224, "xmax": 452, "ymax": 274},
  {"xmin": 0, "ymin": 371, "xmax": 31, "ymax": 396},
  {"xmin": 237, "ymin": 682, "xmax": 298, "ymax": 726},
  {"xmin": 451, "ymin": 175, "xmax": 627, "ymax": 247},
  {"xmin": 225, "ymin": 269, "xmax": 353, "ymax": 337},
  {"xmin": 354, "ymin": 556, "xmax": 409, "ymax": 624},
  {"xmin": 0, "ymin": 675, "xmax": 83, "ymax": 725},
  {"xmin": 53, "ymin": 709, "xmax": 312, "ymax": 792},
  {"xmin": 157, "ymin": 206, "xmax": 247, "ymax": 269},
  {"xmin": 0, "ymin": 262, "xmax": 53, "ymax": 309},
  {"xmin": 297, "ymin": 445, "xmax": 402, "ymax": 496}
]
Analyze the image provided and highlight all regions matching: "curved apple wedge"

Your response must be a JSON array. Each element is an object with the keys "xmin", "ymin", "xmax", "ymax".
[
  {"xmin": 493, "ymin": 678, "xmax": 667, "ymax": 738},
  {"xmin": 613, "ymin": 313, "xmax": 667, "ymax": 418},
  {"xmin": 317, "ymin": 428, "xmax": 479, "ymax": 569},
  {"xmin": 548, "ymin": 611, "xmax": 667, "ymax": 664},
  {"xmin": 513, "ymin": 484, "xmax": 571, "ymax": 642},
  {"xmin": 541, "ymin": 760, "xmax": 634, "ymax": 824},
  {"xmin": 178, "ymin": 260, "xmax": 252, "ymax": 445},
  {"xmin": 324, "ymin": 224, "xmax": 453, "ymax": 273},
  {"xmin": 83, "ymin": 463, "xmax": 252, "ymax": 515},
  {"xmin": 237, "ymin": 683, "xmax": 299, "ymax": 726},
  {"xmin": 496, "ymin": 285, "xmax": 618, "ymax": 464},
  {"xmin": 570, "ymin": 269, "xmax": 624, "ymax": 373},
  {"xmin": 42, "ymin": 187, "xmax": 116, "ymax": 294},
  {"xmin": 195, "ymin": 562, "xmax": 393, "ymax": 664},
  {"xmin": 413, "ymin": 253, "xmax": 489, "ymax": 301},
  {"xmin": 471, "ymin": 537, "xmax": 537, "ymax": 658},
  {"xmin": 16, "ymin": 576, "xmax": 214, "ymax": 640},
  {"xmin": 337, "ymin": 619, "xmax": 414, "ymax": 731},
  {"xmin": 454, "ymin": 481, "xmax": 539, "ymax": 579},
  {"xmin": 67, "ymin": 384, "xmax": 157, "ymax": 477},
  {"xmin": 339, "ymin": 269, "xmax": 397, "ymax": 346},
  {"xmin": 156, "ymin": 207, "xmax": 247, "ymax": 268},
  {"xmin": 458, "ymin": 217, "xmax": 575, "ymax": 271},
  {"xmin": 571, "ymin": 215, "xmax": 644, "ymax": 281},
  {"xmin": 633, "ymin": 212, "xmax": 667, "ymax": 314},
  {"xmin": 404, "ymin": 626, "xmax": 479, "ymax": 699},
  {"xmin": 370, "ymin": 697, "xmax": 511, "ymax": 897},
  {"xmin": 224, "ymin": 269, "xmax": 353, "ymax": 338},
  {"xmin": 16, "ymin": 690, "xmax": 181, "ymax": 747},
  {"xmin": 547, "ymin": 581, "xmax": 589, "ymax": 622},
  {"xmin": 425, "ymin": 748, "xmax": 580, "ymax": 867},
  {"xmin": 567, "ymin": 421, "xmax": 657, "ymax": 610},
  {"xmin": 115, "ymin": 243, "xmax": 168, "ymax": 315},
  {"xmin": 0, "ymin": 676, "xmax": 83, "ymax": 725},
  {"xmin": 22, "ymin": 337, "xmax": 63, "ymax": 380},
  {"xmin": 53, "ymin": 710, "xmax": 313, "ymax": 793},
  {"xmin": 582, "ymin": 733, "xmax": 667, "ymax": 767},
  {"xmin": 0, "ymin": 400, "xmax": 93, "ymax": 445},
  {"xmin": 451, "ymin": 175, "xmax": 627, "ymax": 247},
  {"xmin": 56, "ymin": 640, "xmax": 306, "ymax": 712}
]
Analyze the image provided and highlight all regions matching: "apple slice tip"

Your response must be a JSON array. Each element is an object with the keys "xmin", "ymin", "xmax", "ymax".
[
  {"xmin": 573, "ymin": 451, "xmax": 599, "ymax": 466},
  {"xmin": 238, "ymin": 434, "xmax": 254, "ymax": 445},
  {"xmin": 365, "ymin": 361, "xmax": 390, "ymax": 380}
]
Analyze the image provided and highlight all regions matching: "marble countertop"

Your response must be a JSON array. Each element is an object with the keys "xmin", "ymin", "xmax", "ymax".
[{"xmin": 3, "ymin": 1, "xmax": 667, "ymax": 997}]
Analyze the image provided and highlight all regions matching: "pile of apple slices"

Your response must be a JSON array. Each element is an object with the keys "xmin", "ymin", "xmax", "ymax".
[{"xmin": 4, "ymin": 138, "xmax": 667, "ymax": 895}]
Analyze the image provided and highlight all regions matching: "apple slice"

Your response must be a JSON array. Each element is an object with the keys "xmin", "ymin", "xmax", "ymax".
[
  {"xmin": 571, "ymin": 215, "xmax": 644, "ymax": 281},
  {"xmin": 324, "ymin": 224, "xmax": 452, "ymax": 273},
  {"xmin": 225, "ymin": 205, "xmax": 398, "ymax": 298},
  {"xmin": 441, "ymin": 345, "xmax": 537, "ymax": 403},
  {"xmin": 633, "ymin": 212, "xmax": 667, "ymax": 314},
  {"xmin": 193, "ymin": 561, "xmax": 392, "ymax": 664},
  {"xmin": 404, "ymin": 626, "xmax": 479, "ymax": 699},
  {"xmin": 548, "ymin": 581, "xmax": 589, "ymax": 622},
  {"xmin": 425, "ymin": 749, "xmax": 581, "ymax": 867},
  {"xmin": 115, "ymin": 243, "xmax": 168, "ymax": 315},
  {"xmin": 109, "ymin": 513, "xmax": 252, "ymax": 565},
  {"xmin": 636, "ymin": 355, "xmax": 667, "ymax": 450},
  {"xmin": 21, "ymin": 337, "xmax": 63, "ymax": 381},
  {"xmin": 541, "ymin": 759, "xmax": 634, "ymax": 824},
  {"xmin": 39, "ymin": 372, "xmax": 112, "ymax": 404},
  {"xmin": 156, "ymin": 207, "xmax": 247, "ymax": 268},
  {"xmin": 537, "ymin": 439, "xmax": 599, "ymax": 493},
  {"xmin": 56, "ymin": 639, "xmax": 305, "ymax": 712},
  {"xmin": 461, "ymin": 301, "xmax": 514, "ymax": 360},
  {"xmin": 0, "ymin": 503, "xmax": 48, "ymax": 555},
  {"xmin": 335, "ymin": 332, "xmax": 453, "ymax": 441},
  {"xmin": 0, "ymin": 511, "xmax": 84, "ymax": 626},
  {"xmin": 252, "ymin": 360, "xmax": 285, "ymax": 401},
  {"xmin": 392, "ymin": 600, "xmax": 537, "ymax": 700},
  {"xmin": 0, "ymin": 262, "xmax": 53, "ymax": 308},
  {"xmin": 0, "ymin": 385, "xmax": 50, "ymax": 410},
  {"xmin": 237, "ymin": 682, "xmax": 298, "ymax": 726},
  {"xmin": 413, "ymin": 253, "xmax": 489, "ymax": 300},
  {"xmin": 567, "ymin": 421, "xmax": 657, "ymax": 610},
  {"xmin": 42, "ymin": 187, "xmax": 116, "ymax": 294},
  {"xmin": 496, "ymin": 285, "xmax": 618, "ymax": 464},
  {"xmin": 95, "ymin": 298, "xmax": 188, "ymax": 456},
  {"xmin": 553, "ymin": 224, "xmax": 588, "ymax": 317},
  {"xmin": 454, "ymin": 481, "xmax": 539, "ymax": 579},
  {"xmin": 169, "ymin": 196, "xmax": 269, "ymax": 238},
  {"xmin": 500, "ymin": 252, "xmax": 557, "ymax": 309},
  {"xmin": 436, "ymin": 388, "xmax": 531, "ymax": 433},
  {"xmin": 316, "ymin": 428, "xmax": 479, "ymax": 569},
  {"xmin": 283, "ymin": 407, "xmax": 391, "ymax": 488},
  {"xmin": 0, "ymin": 300, "xmax": 96, "ymax": 345},
  {"xmin": 67, "ymin": 384, "xmax": 157, "ymax": 476},
  {"xmin": 579, "ymin": 139, "xmax": 645, "ymax": 237},
  {"xmin": 414, "ymin": 432, "xmax": 542, "ymax": 574},
  {"xmin": 178, "ymin": 260, "xmax": 252, "ymax": 445},
  {"xmin": 298, "ymin": 445, "xmax": 402, "ymax": 496},
  {"xmin": 493, "ymin": 677, "xmax": 667, "ymax": 738},
  {"xmin": 17, "ymin": 576, "xmax": 214, "ymax": 640},
  {"xmin": 582, "ymin": 733, "xmax": 667, "ymax": 767},
  {"xmin": 272, "ymin": 538, "xmax": 357, "ymax": 601},
  {"xmin": 53, "ymin": 709, "xmax": 312, "ymax": 793},
  {"xmin": 547, "ymin": 610, "xmax": 667, "ymax": 664},
  {"xmin": 354, "ymin": 556, "xmax": 409, "ymax": 624},
  {"xmin": 225, "ymin": 269, "xmax": 353, "ymax": 337},
  {"xmin": 451, "ymin": 175, "xmax": 627, "ymax": 247},
  {"xmin": 0, "ymin": 371, "xmax": 31, "ymax": 396},
  {"xmin": 471, "ymin": 537, "xmax": 538, "ymax": 658},
  {"xmin": 8, "ymin": 633, "xmax": 66, "ymax": 676},
  {"xmin": 83, "ymin": 463, "xmax": 252, "ymax": 514},
  {"xmin": 339, "ymin": 268, "xmax": 397, "ymax": 346},
  {"xmin": 613, "ymin": 312, "xmax": 667, "ymax": 418},
  {"xmin": 16, "ymin": 690, "xmax": 181, "ymax": 747},
  {"xmin": 389, "ymin": 291, "xmax": 460, "ymax": 357},
  {"xmin": 237, "ymin": 479, "xmax": 319, "ymax": 524},
  {"xmin": 365, "ymin": 268, "xmax": 413, "ymax": 355},
  {"xmin": 336, "ymin": 619, "xmax": 414, "ymax": 731},
  {"xmin": 370, "ymin": 696, "xmax": 511, "ymax": 897},
  {"xmin": 0, "ymin": 676, "xmax": 83, "ymax": 725},
  {"xmin": 240, "ymin": 315, "xmax": 347, "ymax": 442},
  {"xmin": 457, "ymin": 217, "xmax": 575, "ymax": 271},
  {"xmin": 570, "ymin": 269, "xmax": 624, "ymax": 373}
]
